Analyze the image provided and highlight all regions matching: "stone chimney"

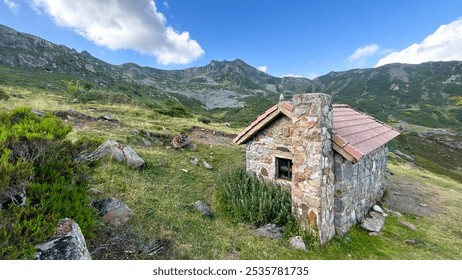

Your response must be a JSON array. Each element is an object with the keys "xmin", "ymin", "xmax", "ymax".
[{"xmin": 291, "ymin": 93, "xmax": 335, "ymax": 244}]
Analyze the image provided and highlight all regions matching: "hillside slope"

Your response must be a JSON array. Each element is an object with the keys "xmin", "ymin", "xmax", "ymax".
[{"xmin": 1, "ymin": 24, "xmax": 461, "ymax": 130}]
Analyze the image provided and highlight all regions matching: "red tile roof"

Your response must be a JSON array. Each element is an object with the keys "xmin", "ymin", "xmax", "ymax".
[
  {"xmin": 234, "ymin": 102, "xmax": 399, "ymax": 161},
  {"xmin": 332, "ymin": 105, "xmax": 400, "ymax": 159}
]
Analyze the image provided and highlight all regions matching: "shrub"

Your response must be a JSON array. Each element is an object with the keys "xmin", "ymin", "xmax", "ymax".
[
  {"xmin": 216, "ymin": 167, "xmax": 293, "ymax": 227},
  {"xmin": 158, "ymin": 99, "xmax": 192, "ymax": 118},
  {"xmin": 198, "ymin": 116, "xmax": 211, "ymax": 124},
  {"xmin": 0, "ymin": 107, "xmax": 97, "ymax": 259}
]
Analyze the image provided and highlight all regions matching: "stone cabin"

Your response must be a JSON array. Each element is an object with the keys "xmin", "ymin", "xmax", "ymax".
[{"xmin": 233, "ymin": 93, "xmax": 399, "ymax": 244}]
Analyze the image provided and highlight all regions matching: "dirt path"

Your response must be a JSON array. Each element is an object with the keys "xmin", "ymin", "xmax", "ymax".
[{"xmin": 187, "ymin": 126, "xmax": 236, "ymax": 146}]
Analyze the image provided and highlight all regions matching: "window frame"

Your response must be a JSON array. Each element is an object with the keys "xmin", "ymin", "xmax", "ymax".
[{"xmin": 276, "ymin": 157, "xmax": 292, "ymax": 181}]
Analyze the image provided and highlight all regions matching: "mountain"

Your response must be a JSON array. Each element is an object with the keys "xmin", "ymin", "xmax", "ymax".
[{"xmin": 0, "ymin": 24, "xmax": 461, "ymax": 130}]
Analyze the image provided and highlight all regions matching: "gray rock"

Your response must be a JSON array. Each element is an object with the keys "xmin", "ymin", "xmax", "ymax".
[
  {"xmin": 399, "ymin": 221, "xmax": 417, "ymax": 231},
  {"xmin": 190, "ymin": 157, "xmax": 199, "ymax": 165},
  {"xmin": 373, "ymin": 205, "xmax": 388, "ymax": 217},
  {"xmin": 100, "ymin": 114, "xmax": 115, "ymax": 121},
  {"xmin": 373, "ymin": 205, "xmax": 384, "ymax": 214},
  {"xmin": 130, "ymin": 129, "xmax": 140, "ymax": 135},
  {"xmin": 36, "ymin": 218, "xmax": 91, "ymax": 260},
  {"xmin": 111, "ymin": 145, "xmax": 126, "ymax": 162},
  {"xmin": 203, "ymin": 160, "xmax": 213, "ymax": 169},
  {"xmin": 195, "ymin": 200, "xmax": 213, "ymax": 217},
  {"xmin": 122, "ymin": 146, "xmax": 145, "ymax": 168},
  {"xmin": 368, "ymin": 231, "xmax": 383, "ymax": 236},
  {"xmin": 75, "ymin": 139, "xmax": 124, "ymax": 163},
  {"xmin": 361, "ymin": 211, "xmax": 385, "ymax": 232},
  {"xmin": 141, "ymin": 137, "xmax": 152, "ymax": 146},
  {"xmin": 289, "ymin": 236, "xmax": 306, "ymax": 250},
  {"xmin": 254, "ymin": 223, "xmax": 283, "ymax": 239},
  {"xmin": 91, "ymin": 197, "xmax": 132, "ymax": 226}
]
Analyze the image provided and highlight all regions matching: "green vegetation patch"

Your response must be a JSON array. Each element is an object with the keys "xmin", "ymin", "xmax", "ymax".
[
  {"xmin": 216, "ymin": 167, "xmax": 293, "ymax": 227},
  {"xmin": 0, "ymin": 108, "xmax": 98, "ymax": 259}
]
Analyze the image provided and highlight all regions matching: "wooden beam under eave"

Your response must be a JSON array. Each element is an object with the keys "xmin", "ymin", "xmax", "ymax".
[{"xmin": 333, "ymin": 142, "xmax": 357, "ymax": 163}]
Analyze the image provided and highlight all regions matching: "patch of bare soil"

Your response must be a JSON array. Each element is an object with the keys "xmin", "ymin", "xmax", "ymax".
[
  {"xmin": 187, "ymin": 126, "xmax": 236, "ymax": 146},
  {"xmin": 53, "ymin": 109, "xmax": 119, "ymax": 129},
  {"xmin": 385, "ymin": 173, "xmax": 441, "ymax": 216}
]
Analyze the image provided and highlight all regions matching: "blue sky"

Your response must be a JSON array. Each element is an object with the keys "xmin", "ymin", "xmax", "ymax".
[{"xmin": 2, "ymin": 0, "xmax": 462, "ymax": 78}]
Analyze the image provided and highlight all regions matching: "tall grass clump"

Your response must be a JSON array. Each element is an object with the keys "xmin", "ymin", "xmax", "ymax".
[{"xmin": 216, "ymin": 167, "xmax": 293, "ymax": 227}]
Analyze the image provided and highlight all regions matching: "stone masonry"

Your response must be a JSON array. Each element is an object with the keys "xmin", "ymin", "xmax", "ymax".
[
  {"xmin": 291, "ymin": 93, "xmax": 335, "ymax": 244},
  {"xmin": 246, "ymin": 115, "xmax": 293, "ymax": 189},
  {"xmin": 333, "ymin": 144, "xmax": 388, "ymax": 235}
]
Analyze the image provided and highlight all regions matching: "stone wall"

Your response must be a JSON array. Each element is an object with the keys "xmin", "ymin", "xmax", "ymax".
[
  {"xmin": 291, "ymin": 93, "xmax": 335, "ymax": 244},
  {"xmin": 333, "ymin": 144, "xmax": 388, "ymax": 235},
  {"xmin": 246, "ymin": 115, "xmax": 293, "ymax": 188}
]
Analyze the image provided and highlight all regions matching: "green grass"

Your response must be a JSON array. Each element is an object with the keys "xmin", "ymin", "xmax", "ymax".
[{"xmin": 0, "ymin": 84, "xmax": 461, "ymax": 259}]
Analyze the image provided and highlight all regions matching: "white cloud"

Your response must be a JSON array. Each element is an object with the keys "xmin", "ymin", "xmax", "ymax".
[
  {"xmin": 30, "ymin": 0, "xmax": 204, "ymax": 65},
  {"xmin": 163, "ymin": 1, "xmax": 169, "ymax": 9},
  {"xmin": 4, "ymin": 0, "xmax": 19, "ymax": 14},
  {"xmin": 257, "ymin": 65, "xmax": 267, "ymax": 72},
  {"xmin": 348, "ymin": 44, "xmax": 380, "ymax": 62},
  {"xmin": 376, "ymin": 18, "xmax": 462, "ymax": 67}
]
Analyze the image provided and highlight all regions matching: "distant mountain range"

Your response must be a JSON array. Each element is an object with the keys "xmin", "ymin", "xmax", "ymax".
[{"xmin": 0, "ymin": 24, "xmax": 461, "ymax": 130}]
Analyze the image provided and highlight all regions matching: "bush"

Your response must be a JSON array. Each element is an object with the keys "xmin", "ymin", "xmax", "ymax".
[
  {"xmin": 216, "ymin": 167, "xmax": 293, "ymax": 227},
  {"xmin": 198, "ymin": 116, "xmax": 211, "ymax": 124},
  {"xmin": 0, "ymin": 107, "xmax": 97, "ymax": 259}
]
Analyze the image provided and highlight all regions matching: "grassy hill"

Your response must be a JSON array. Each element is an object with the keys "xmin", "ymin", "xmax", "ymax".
[{"xmin": 1, "ymin": 84, "xmax": 460, "ymax": 260}]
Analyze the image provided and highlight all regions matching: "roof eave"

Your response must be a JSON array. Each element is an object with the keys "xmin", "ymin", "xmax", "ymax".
[{"xmin": 233, "ymin": 103, "xmax": 293, "ymax": 145}]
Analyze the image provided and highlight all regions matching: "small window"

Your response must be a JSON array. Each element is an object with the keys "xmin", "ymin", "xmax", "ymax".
[{"xmin": 276, "ymin": 157, "xmax": 292, "ymax": 180}]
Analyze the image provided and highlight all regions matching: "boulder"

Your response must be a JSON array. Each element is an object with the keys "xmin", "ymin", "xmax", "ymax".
[
  {"xmin": 91, "ymin": 197, "xmax": 132, "ymax": 226},
  {"xmin": 75, "ymin": 139, "xmax": 124, "ymax": 163},
  {"xmin": 171, "ymin": 134, "xmax": 192, "ymax": 149},
  {"xmin": 36, "ymin": 218, "xmax": 91, "ymax": 260},
  {"xmin": 195, "ymin": 200, "xmax": 213, "ymax": 217},
  {"xmin": 111, "ymin": 145, "xmax": 126, "ymax": 162},
  {"xmin": 361, "ymin": 211, "xmax": 385, "ymax": 232},
  {"xmin": 122, "ymin": 146, "xmax": 145, "ymax": 169},
  {"xmin": 289, "ymin": 236, "xmax": 306, "ymax": 250},
  {"xmin": 254, "ymin": 223, "xmax": 283, "ymax": 239}
]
